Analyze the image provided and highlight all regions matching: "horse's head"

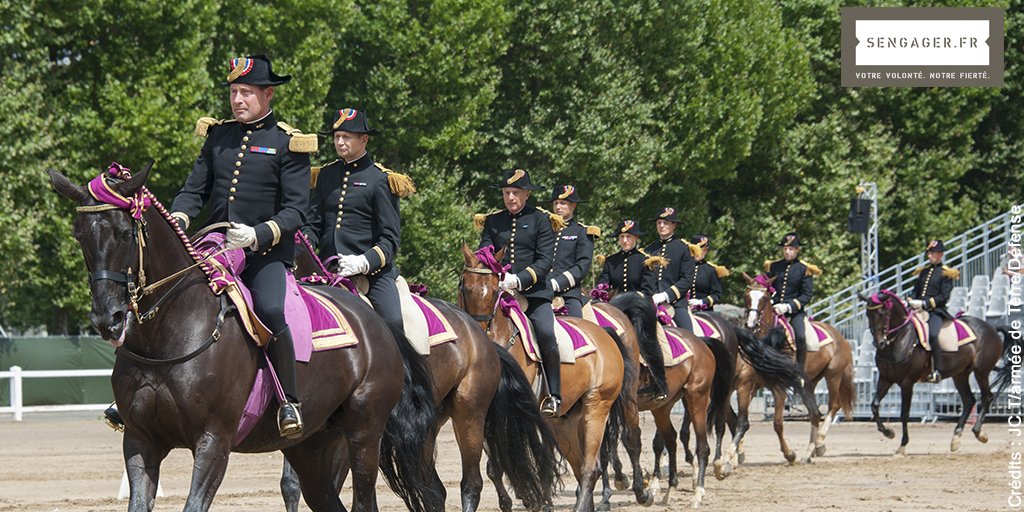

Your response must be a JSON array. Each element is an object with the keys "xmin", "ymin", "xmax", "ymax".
[
  {"xmin": 860, "ymin": 289, "xmax": 908, "ymax": 348},
  {"xmin": 47, "ymin": 163, "xmax": 153, "ymax": 346},
  {"xmin": 459, "ymin": 242, "xmax": 505, "ymax": 332},
  {"xmin": 742, "ymin": 272, "xmax": 776, "ymax": 332}
]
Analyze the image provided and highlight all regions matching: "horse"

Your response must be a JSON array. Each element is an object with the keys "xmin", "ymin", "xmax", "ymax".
[
  {"xmin": 460, "ymin": 243, "xmax": 632, "ymax": 512},
  {"xmin": 736, "ymin": 272, "xmax": 854, "ymax": 465},
  {"xmin": 47, "ymin": 164, "xmax": 437, "ymax": 512},
  {"xmin": 860, "ymin": 289, "xmax": 1012, "ymax": 455},
  {"xmin": 607, "ymin": 293, "xmax": 733, "ymax": 507},
  {"xmin": 279, "ymin": 243, "xmax": 561, "ymax": 512}
]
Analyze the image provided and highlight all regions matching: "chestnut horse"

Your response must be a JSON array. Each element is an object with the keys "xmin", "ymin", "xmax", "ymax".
[
  {"xmin": 460, "ymin": 243, "xmax": 631, "ymax": 512},
  {"xmin": 737, "ymin": 273, "xmax": 854, "ymax": 465},
  {"xmin": 861, "ymin": 289, "xmax": 1011, "ymax": 455},
  {"xmin": 48, "ymin": 165, "xmax": 437, "ymax": 512},
  {"xmin": 280, "ymin": 245, "xmax": 560, "ymax": 512}
]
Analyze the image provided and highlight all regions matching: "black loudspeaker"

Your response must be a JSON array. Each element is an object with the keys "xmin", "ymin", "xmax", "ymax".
[{"xmin": 848, "ymin": 197, "xmax": 871, "ymax": 233}]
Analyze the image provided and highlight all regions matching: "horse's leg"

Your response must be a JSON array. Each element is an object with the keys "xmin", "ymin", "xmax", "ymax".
[
  {"xmin": 871, "ymin": 377, "xmax": 896, "ymax": 439},
  {"xmin": 894, "ymin": 382, "xmax": 915, "ymax": 457},
  {"xmin": 651, "ymin": 430, "xmax": 665, "ymax": 480},
  {"xmin": 950, "ymin": 372, "xmax": 976, "ymax": 452},
  {"xmin": 451, "ymin": 402, "xmax": 487, "ymax": 512},
  {"xmin": 685, "ymin": 389, "xmax": 712, "ymax": 508},
  {"xmin": 771, "ymin": 388, "xmax": 796, "ymax": 464},
  {"xmin": 973, "ymin": 366, "xmax": 994, "ymax": 443},
  {"xmin": 619, "ymin": 399, "xmax": 650, "ymax": 506},
  {"xmin": 181, "ymin": 428, "xmax": 237, "ymax": 512},
  {"xmin": 573, "ymin": 399, "xmax": 614, "ymax": 512},
  {"xmin": 650, "ymin": 407, "xmax": 678, "ymax": 493},
  {"xmin": 803, "ymin": 378, "xmax": 822, "ymax": 464},
  {"xmin": 123, "ymin": 433, "xmax": 169, "ymax": 512},
  {"xmin": 284, "ymin": 435, "xmax": 349, "ymax": 512},
  {"xmin": 598, "ymin": 444, "xmax": 613, "ymax": 512},
  {"xmin": 281, "ymin": 458, "xmax": 301, "ymax": 512},
  {"xmin": 712, "ymin": 390, "xmax": 731, "ymax": 480},
  {"xmin": 340, "ymin": 395, "xmax": 390, "ymax": 512},
  {"xmin": 610, "ymin": 439, "xmax": 629, "ymax": 490},
  {"xmin": 729, "ymin": 380, "xmax": 754, "ymax": 466},
  {"xmin": 486, "ymin": 459, "xmax": 514, "ymax": 512},
  {"xmin": 680, "ymin": 409, "xmax": 694, "ymax": 465}
]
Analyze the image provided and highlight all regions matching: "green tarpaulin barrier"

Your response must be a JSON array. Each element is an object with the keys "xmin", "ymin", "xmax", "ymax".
[{"xmin": 0, "ymin": 337, "xmax": 115, "ymax": 406}]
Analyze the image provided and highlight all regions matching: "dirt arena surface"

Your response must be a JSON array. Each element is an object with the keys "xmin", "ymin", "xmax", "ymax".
[{"xmin": 0, "ymin": 411, "xmax": 1012, "ymax": 511}]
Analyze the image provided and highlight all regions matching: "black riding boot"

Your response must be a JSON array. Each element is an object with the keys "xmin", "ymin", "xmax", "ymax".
[
  {"xmin": 638, "ymin": 363, "xmax": 669, "ymax": 401},
  {"xmin": 540, "ymin": 347, "xmax": 562, "ymax": 417},
  {"xmin": 103, "ymin": 402, "xmax": 124, "ymax": 432},
  {"xmin": 269, "ymin": 327, "xmax": 303, "ymax": 438},
  {"xmin": 928, "ymin": 337, "xmax": 942, "ymax": 383},
  {"xmin": 795, "ymin": 338, "xmax": 808, "ymax": 387}
]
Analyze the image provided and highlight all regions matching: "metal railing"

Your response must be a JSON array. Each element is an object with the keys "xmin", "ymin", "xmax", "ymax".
[{"xmin": 0, "ymin": 366, "xmax": 113, "ymax": 421}]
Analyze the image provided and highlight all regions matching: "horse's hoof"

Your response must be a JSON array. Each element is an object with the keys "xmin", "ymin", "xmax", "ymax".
[
  {"xmin": 642, "ymin": 489, "xmax": 655, "ymax": 507},
  {"xmin": 713, "ymin": 461, "xmax": 726, "ymax": 481},
  {"xmin": 597, "ymin": 501, "xmax": 611, "ymax": 512},
  {"xmin": 882, "ymin": 428, "xmax": 896, "ymax": 439},
  {"xmin": 722, "ymin": 461, "xmax": 733, "ymax": 478},
  {"xmin": 814, "ymin": 444, "xmax": 827, "ymax": 457},
  {"xmin": 951, "ymin": 436, "xmax": 962, "ymax": 452},
  {"xmin": 737, "ymin": 451, "xmax": 746, "ymax": 465},
  {"xmin": 893, "ymin": 446, "xmax": 907, "ymax": 458},
  {"xmin": 614, "ymin": 475, "xmax": 630, "ymax": 491},
  {"xmin": 785, "ymin": 450, "xmax": 797, "ymax": 464},
  {"xmin": 684, "ymin": 454, "xmax": 694, "ymax": 465},
  {"xmin": 690, "ymin": 487, "xmax": 705, "ymax": 508},
  {"xmin": 975, "ymin": 430, "xmax": 989, "ymax": 444}
]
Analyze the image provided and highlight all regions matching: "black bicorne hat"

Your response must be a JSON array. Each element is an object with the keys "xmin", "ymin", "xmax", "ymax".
[
  {"xmin": 550, "ymin": 184, "xmax": 585, "ymax": 203},
  {"xmin": 491, "ymin": 169, "xmax": 543, "ymax": 190},
  {"xmin": 925, "ymin": 239, "xmax": 946, "ymax": 253},
  {"xmin": 691, "ymin": 234, "xmax": 711, "ymax": 250},
  {"xmin": 615, "ymin": 219, "xmax": 645, "ymax": 236},
  {"xmin": 779, "ymin": 231, "xmax": 802, "ymax": 248},
  {"xmin": 320, "ymin": 108, "xmax": 381, "ymax": 136},
  {"xmin": 649, "ymin": 207, "xmax": 681, "ymax": 223},
  {"xmin": 224, "ymin": 55, "xmax": 291, "ymax": 86}
]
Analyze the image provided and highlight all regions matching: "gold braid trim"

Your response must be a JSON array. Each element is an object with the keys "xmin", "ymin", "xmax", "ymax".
[
  {"xmin": 763, "ymin": 259, "xmax": 777, "ymax": 273},
  {"xmin": 277, "ymin": 121, "xmax": 319, "ymax": 153},
  {"xmin": 535, "ymin": 207, "xmax": 566, "ymax": 232},
  {"xmin": 595, "ymin": 254, "xmax": 606, "ymax": 267},
  {"xmin": 687, "ymin": 241, "xmax": 702, "ymax": 259},
  {"xmin": 912, "ymin": 265, "xmax": 926, "ymax": 276},
  {"xmin": 942, "ymin": 266, "xmax": 961, "ymax": 279}
]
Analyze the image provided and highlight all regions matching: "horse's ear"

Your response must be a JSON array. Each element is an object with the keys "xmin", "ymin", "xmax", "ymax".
[
  {"xmin": 47, "ymin": 169, "xmax": 89, "ymax": 203},
  {"xmin": 857, "ymin": 291, "xmax": 870, "ymax": 302},
  {"xmin": 112, "ymin": 160, "xmax": 154, "ymax": 197},
  {"xmin": 495, "ymin": 245, "xmax": 506, "ymax": 262},
  {"xmin": 461, "ymin": 241, "xmax": 476, "ymax": 265},
  {"xmin": 741, "ymin": 272, "xmax": 754, "ymax": 284},
  {"xmin": 765, "ymin": 274, "xmax": 778, "ymax": 284}
]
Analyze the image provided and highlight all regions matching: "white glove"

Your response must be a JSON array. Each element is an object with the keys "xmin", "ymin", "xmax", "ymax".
[
  {"xmin": 773, "ymin": 303, "xmax": 792, "ymax": 316},
  {"xmin": 549, "ymin": 279, "xmax": 559, "ymax": 292},
  {"xmin": 225, "ymin": 222, "xmax": 256, "ymax": 250},
  {"xmin": 908, "ymin": 299, "xmax": 925, "ymax": 310},
  {"xmin": 499, "ymin": 274, "xmax": 520, "ymax": 291},
  {"xmin": 651, "ymin": 292, "xmax": 669, "ymax": 305},
  {"xmin": 688, "ymin": 298, "xmax": 703, "ymax": 307},
  {"xmin": 336, "ymin": 254, "xmax": 370, "ymax": 277}
]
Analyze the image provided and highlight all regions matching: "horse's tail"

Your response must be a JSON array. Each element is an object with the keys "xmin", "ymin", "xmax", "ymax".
[
  {"xmin": 837, "ymin": 353, "xmax": 856, "ymax": 418},
  {"xmin": 701, "ymin": 336, "xmax": 734, "ymax": 429},
  {"xmin": 484, "ymin": 344, "xmax": 561, "ymax": 507},
  {"xmin": 609, "ymin": 292, "xmax": 664, "ymax": 391},
  {"xmin": 379, "ymin": 323, "xmax": 442, "ymax": 512},
  {"xmin": 993, "ymin": 327, "xmax": 1019, "ymax": 395},
  {"xmin": 601, "ymin": 325, "xmax": 638, "ymax": 465},
  {"xmin": 735, "ymin": 327, "xmax": 805, "ymax": 391}
]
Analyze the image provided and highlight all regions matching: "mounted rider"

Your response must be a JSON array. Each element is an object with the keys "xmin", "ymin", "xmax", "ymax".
[
  {"xmin": 646, "ymin": 207, "xmax": 698, "ymax": 332},
  {"xmin": 764, "ymin": 231, "xmax": 821, "ymax": 371},
  {"xmin": 170, "ymin": 55, "xmax": 317, "ymax": 438},
  {"xmin": 547, "ymin": 185, "xmax": 599, "ymax": 317},
  {"xmin": 301, "ymin": 108, "xmax": 414, "ymax": 332},
  {"xmin": 595, "ymin": 219, "xmax": 659, "ymax": 296},
  {"xmin": 909, "ymin": 239, "xmax": 959, "ymax": 383},
  {"xmin": 477, "ymin": 169, "xmax": 564, "ymax": 417},
  {"xmin": 687, "ymin": 234, "xmax": 729, "ymax": 312}
]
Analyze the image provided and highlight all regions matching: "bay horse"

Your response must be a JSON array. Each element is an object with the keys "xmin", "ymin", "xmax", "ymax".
[
  {"xmin": 737, "ymin": 273, "xmax": 854, "ymax": 465},
  {"xmin": 860, "ymin": 289, "xmax": 1011, "ymax": 455},
  {"xmin": 460, "ymin": 243, "xmax": 631, "ymax": 512},
  {"xmin": 608, "ymin": 293, "xmax": 733, "ymax": 507},
  {"xmin": 279, "ymin": 245, "xmax": 560, "ymax": 512},
  {"xmin": 48, "ymin": 165, "xmax": 437, "ymax": 512}
]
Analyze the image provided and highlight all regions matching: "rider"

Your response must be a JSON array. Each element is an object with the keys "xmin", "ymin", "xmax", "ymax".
[
  {"xmin": 170, "ymin": 55, "xmax": 316, "ymax": 438},
  {"xmin": 764, "ymin": 232, "xmax": 820, "ymax": 371},
  {"xmin": 909, "ymin": 240, "xmax": 958, "ymax": 383},
  {"xmin": 687, "ymin": 234, "xmax": 729, "ymax": 312},
  {"xmin": 478, "ymin": 169, "xmax": 562, "ymax": 416},
  {"xmin": 596, "ymin": 219, "xmax": 658, "ymax": 296},
  {"xmin": 646, "ymin": 208, "xmax": 697, "ymax": 332},
  {"xmin": 301, "ymin": 108, "xmax": 413, "ymax": 332},
  {"xmin": 548, "ymin": 185, "xmax": 599, "ymax": 317}
]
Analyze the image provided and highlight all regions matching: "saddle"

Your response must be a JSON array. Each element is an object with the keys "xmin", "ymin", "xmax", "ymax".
[
  {"xmin": 502, "ymin": 292, "xmax": 598, "ymax": 364},
  {"xmin": 650, "ymin": 324, "xmax": 694, "ymax": 367},
  {"xmin": 776, "ymin": 315, "xmax": 833, "ymax": 352},
  {"xmin": 396, "ymin": 276, "xmax": 458, "ymax": 355},
  {"xmin": 911, "ymin": 310, "xmax": 977, "ymax": 352},
  {"xmin": 693, "ymin": 314, "xmax": 722, "ymax": 340}
]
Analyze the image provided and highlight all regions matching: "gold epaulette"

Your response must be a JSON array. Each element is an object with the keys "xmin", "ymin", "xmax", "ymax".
[
  {"xmin": 276, "ymin": 122, "xmax": 318, "ymax": 153},
  {"xmin": 644, "ymin": 255, "xmax": 668, "ymax": 269},
  {"xmin": 595, "ymin": 254, "xmax": 606, "ymax": 267},
  {"xmin": 310, "ymin": 160, "xmax": 336, "ymax": 189},
  {"xmin": 687, "ymin": 241, "xmax": 702, "ymax": 259},
  {"xmin": 195, "ymin": 117, "xmax": 234, "ymax": 137},
  {"xmin": 942, "ymin": 265, "xmax": 961, "ymax": 280},
  {"xmin": 912, "ymin": 265, "xmax": 927, "ymax": 276},
  {"xmin": 804, "ymin": 261, "xmax": 823, "ymax": 276},
  {"xmin": 709, "ymin": 262, "xmax": 730, "ymax": 278},
  {"xmin": 581, "ymin": 223, "xmax": 601, "ymax": 238},
  {"xmin": 763, "ymin": 259, "xmax": 779, "ymax": 273},
  {"xmin": 473, "ymin": 210, "xmax": 502, "ymax": 231},
  {"xmin": 375, "ymin": 164, "xmax": 416, "ymax": 198},
  {"xmin": 535, "ymin": 207, "xmax": 567, "ymax": 232}
]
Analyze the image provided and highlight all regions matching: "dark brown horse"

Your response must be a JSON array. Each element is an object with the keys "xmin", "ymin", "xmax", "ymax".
[
  {"xmin": 280, "ymin": 248, "xmax": 560, "ymax": 512},
  {"xmin": 460, "ymin": 243, "xmax": 631, "ymax": 512},
  {"xmin": 738, "ymin": 273, "xmax": 854, "ymax": 465},
  {"xmin": 48, "ymin": 165, "xmax": 437, "ymax": 512},
  {"xmin": 860, "ymin": 289, "xmax": 1011, "ymax": 455}
]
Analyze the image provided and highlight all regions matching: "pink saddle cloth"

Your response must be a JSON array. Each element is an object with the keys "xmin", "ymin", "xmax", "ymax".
[{"xmin": 693, "ymin": 315, "xmax": 722, "ymax": 339}]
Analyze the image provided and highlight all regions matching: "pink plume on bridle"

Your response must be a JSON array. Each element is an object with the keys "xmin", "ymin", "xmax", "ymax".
[
  {"xmin": 85, "ymin": 162, "xmax": 152, "ymax": 219},
  {"xmin": 752, "ymin": 274, "xmax": 776, "ymax": 295},
  {"xmin": 474, "ymin": 245, "xmax": 510, "ymax": 275}
]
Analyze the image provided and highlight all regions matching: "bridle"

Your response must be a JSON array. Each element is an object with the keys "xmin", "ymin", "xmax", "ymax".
[
  {"xmin": 460, "ymin": 265, "xmax": 519, "ymax": 350},
  {"xmin": 744, "ymin": 284, "xmax": 774, "ymax": 334},
  {"xmin": 866, "ymin": 291, "xmax": 913, "ymax": 346}
]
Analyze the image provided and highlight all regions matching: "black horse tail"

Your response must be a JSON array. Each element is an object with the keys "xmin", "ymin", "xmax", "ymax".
[
  {"xmin": 701, "ymin": 336, "xmax": 734, "ymax": 429},
  {"xmin": 485, "ymin": 344, "xmax": 561, "ymax": 507},
  {"xmin": 601, "ymin": 325, "xmax": 638, "ymax": 465},
  {"xmin": 379, "ymin": 323, "xmax": 442, "ymax": 512},
  {"xmin": 993, "ymin": 327, "xmax": 1019, "ymax": 394},
  {"xmin": 609, "ymin": 292, "xmax": 664, "ymax": 392},
  {"xmin": 735, "ymin": 327, "xmax": 806, "ymax": 391}
]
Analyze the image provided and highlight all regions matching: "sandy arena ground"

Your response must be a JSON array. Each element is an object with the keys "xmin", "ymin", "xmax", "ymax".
[{"xmin": 0, "ymin": 411, "xmax": 1013, "ymax": 511}]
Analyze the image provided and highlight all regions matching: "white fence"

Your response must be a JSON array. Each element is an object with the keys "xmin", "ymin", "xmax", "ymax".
[{"xmin": 0, "ymin": 366, "xmax": 112, "ymax": 421}]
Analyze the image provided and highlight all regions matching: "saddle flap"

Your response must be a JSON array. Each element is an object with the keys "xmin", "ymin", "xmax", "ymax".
[
  {"xmin": 912, "ymin": 311, "xmax": 977, "ymax": 352},
  {"xmin": 693, "ymin": 314, "xmax": 722, "ymax": 340},
  {"xmin": 652, "ymin": 324, "xmax": 693, "ymax": 367},
  {"xmin": 396, "ymin": 275, "xmax": 457, "ymax": 355}
]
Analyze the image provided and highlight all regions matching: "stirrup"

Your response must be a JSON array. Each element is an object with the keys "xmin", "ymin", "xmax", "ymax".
[
  {"xmin": 103, "ymin": 404, "xmax": 125, "ymax": 433},
  {"xmin": 927, "ymin": 370, "xmax": 941, "ymax": 384},
  {"xmin": 278, "ymin": 402, "xmax": 304, "ymax": 439},
  {"xmin": 540, "ymin": 395, "xmax": 561, "ymax": 417},
  {"xmin": 638, "ymin": 385, "xmax": 668, "ymax": 402}
]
